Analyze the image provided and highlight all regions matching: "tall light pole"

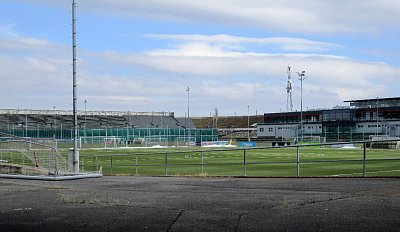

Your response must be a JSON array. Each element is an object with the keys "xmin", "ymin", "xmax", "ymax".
[
  {"xmin": 53, "ymin": 106, "xmax": 56, "ymax": 138},
  {"xmin": 186, "ymin": 86, "xmax": 190, "ymax": 119},
  {"xmin": 84, "ymin": 100, "xmax": 87, "ymax": 130},
  {"xmin": 376, "ymin": 97, "xmax": 379, "ymax": 137},
  {"xmin": 297, "ymin": 71, "xmax": 307, "ymax": 142},
  {"xmin": 72, "ymin": 0, "xmax": 79, "ymax": 173},
  {"xmin": 25, "ymin": 109, "xmax": 28, "ymax": 137},
  {"xmin": 247, "ymin": 105, "xmax": 250, "ymax": 142}
]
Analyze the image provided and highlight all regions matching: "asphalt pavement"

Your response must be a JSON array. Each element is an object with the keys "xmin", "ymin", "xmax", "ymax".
[{"xmin": 0, "ymin": 176, "xmax": 399, "ymax": 231}]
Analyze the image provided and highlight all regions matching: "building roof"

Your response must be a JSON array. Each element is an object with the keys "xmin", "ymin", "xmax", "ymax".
[{"xmin": 343, "ymin": 97, "xmax": 400, "ymax": 103}]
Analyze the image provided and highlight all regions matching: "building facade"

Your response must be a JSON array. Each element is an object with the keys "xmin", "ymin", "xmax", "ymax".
[{"xmin": 257, "ymin": 97, "xmax": 400, "ymax": 142}]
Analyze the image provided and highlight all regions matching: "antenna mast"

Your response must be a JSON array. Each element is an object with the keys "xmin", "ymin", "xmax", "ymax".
[
  {"xmin": 72, "ymin": 0, "xmax": 79, "ymax": 172},
  {"xmin": 286, "ymin": 66, "xmax": 293, "ymax": 112}
]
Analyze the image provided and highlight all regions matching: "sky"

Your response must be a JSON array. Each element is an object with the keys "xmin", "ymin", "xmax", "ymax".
[{"xmin": 0, "ymin": 0, "xmax": 399, "ymax": 117}]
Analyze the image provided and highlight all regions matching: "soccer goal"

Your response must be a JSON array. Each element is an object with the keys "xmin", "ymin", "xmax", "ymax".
[
  {"xmin": 79, "ymin": 136, "xmax": 119, "ymax": 149},
  {"xmin": 175, "ymin": 136, "xmax": 196, "ymax": 147},
  {"xmin": 144, "ymin": 136, "xmax": 168, "ymax": 147},
  {"xmin": 302, "ymin": 136, "xmax": 325, "ymax": 144}
]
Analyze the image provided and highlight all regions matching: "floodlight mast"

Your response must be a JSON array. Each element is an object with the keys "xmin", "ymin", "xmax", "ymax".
[
  {"xmin": 72, "ymin": 0, "xmax": 79, "ymax": 172},
  {"xmin": 286, "ymin": 66, "xmax": 293, "ymax": 112},
  {"xmin": 297, "ymin": 71, "xmax": 307, "ymax": 142},
  {"xmin": 186, "ymin": 86, "xmax": 190, "ymax": 118}
]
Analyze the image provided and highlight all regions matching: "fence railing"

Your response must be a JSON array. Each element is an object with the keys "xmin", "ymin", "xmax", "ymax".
[{"xmin": 80, "ymin": 139, "xmax": 400, "ymax": 177}]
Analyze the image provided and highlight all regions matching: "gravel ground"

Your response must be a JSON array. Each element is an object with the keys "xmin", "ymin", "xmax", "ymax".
[{"xmin": 0, "ymin": 176, "xmax": 399, "ymax": 231}]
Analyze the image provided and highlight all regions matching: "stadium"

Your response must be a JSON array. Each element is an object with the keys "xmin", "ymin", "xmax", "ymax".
[
  {"xmin": 1, "ymin": 98, "xmax": 399, "ymax": 178},
  {"xmin": 1, "ymin": 2, "xmax": 400, "ymax": 231}
]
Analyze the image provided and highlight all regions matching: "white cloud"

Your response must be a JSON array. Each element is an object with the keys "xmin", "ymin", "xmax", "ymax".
[
  {"xmin": 0, "ymin": 23, "xmax": 53, "ymax": 52},
  {"xmin": 98, "ymin": 40, "xmax": 399, "ymax": 113},
  {"xmin": 146, "ymin": 34, "xmax": 338, "ymax": 52},
  {"xmin": 17, "ymin": 0, "xmax": 400, "ymax": 34},
  {"xmin": 0, "ymin": 16, "xmax": 398, "ymax": 115}
]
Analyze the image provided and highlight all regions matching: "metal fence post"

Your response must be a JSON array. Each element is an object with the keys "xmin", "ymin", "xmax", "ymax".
[
  {"xmin": 296, "ymin": 145, "xmax": 300, "ymax": 177},
  {"xmin": 135, "ymin": 154, "xmax": 138, "ymax": 176},
  {"xmin": 243, "ymin": 149, "xmax": 247, "ymax": 177},
  {"xmin": 363, "ymin": 142, "xmax": 367, "ymax": 177},
  {"xmin": 53, "ymin": 152, "xmax": 58, "ymax": 175},
  {"xmin": 165, "ymin": 153, "xmax": 168, "ymax": 176},
  {"xmin": 201, "ymin": 151, "xmax": 204, "ymax": 175},
  {"xmin": 81, "ymin": 156, "xmax": 85, "ymax": 173},
  {"xmin": 110, "ymin": 155, "xmax": 113, "ymax": 175},
  {"xmin": 94, "ymin": 156, "xmax": 98, "ymax": 172}
]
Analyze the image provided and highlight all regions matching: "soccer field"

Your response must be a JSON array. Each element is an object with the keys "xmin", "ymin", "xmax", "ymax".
[{"xmin": 77, "ymin": 146, "xmax": 400, "ymax": 177}]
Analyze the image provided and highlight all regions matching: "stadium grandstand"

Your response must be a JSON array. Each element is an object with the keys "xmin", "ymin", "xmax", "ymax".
[
  {"xmin": 0, "ymin": 109, "xmax": 214, "ymax": 147},
  {"xmin": 0, "ymin": 109, "xmax": 194, "ymax": 130}
]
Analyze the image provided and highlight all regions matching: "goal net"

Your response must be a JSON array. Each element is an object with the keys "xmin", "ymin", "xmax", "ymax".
[
  {"xmin": 175, "ymin": 136, "xmax": 196, "ymax": 147},
  {"xmin": 302, "ymin": 136, "xmax": 324, "ymax": 143},
  {"xmin": 144, "ymin": 136, "xmax": 168, "ymax": 147},
  {"xmin": 79, "ymin": 136, "xmax": 119, "ymax": 149}
]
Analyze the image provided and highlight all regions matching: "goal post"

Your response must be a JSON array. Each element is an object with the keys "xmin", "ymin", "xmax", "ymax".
[
  {"xmin": 302, "ymin": 136, "xmax": 325, "ymax": 144},
  {"xmin": 103, "ymin": 137, "xmax": 118, "ymax": 149},
  {"xmin": 175, "ymin": 136, "xmax": 196, "ymax": 147},
  {"xmin": 144, "ymin": 136, "xmax": 168, "ymax": 147},
  {"xmin": 79, "ymin": 136, "xmax": 119, "ymax": 149}
]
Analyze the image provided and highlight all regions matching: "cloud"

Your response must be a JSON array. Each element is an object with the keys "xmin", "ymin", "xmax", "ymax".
[
  {"xmin": 98, "ymin": 39, "xmax": 399, "ymax": 112},
  {"xmin": 17, "ymin": 0, "xmax": 400, "ymax": 34},
  {"xmin": 0, "ymin": 23, "xmax": 54, "ymax": 52},
  {"xmin": 0, "ymin": 16, "xmax": 398, "ymax": 115},
  {"xmin": 146, "ymin": 34, "xmax": 338, "ymax": 52}
]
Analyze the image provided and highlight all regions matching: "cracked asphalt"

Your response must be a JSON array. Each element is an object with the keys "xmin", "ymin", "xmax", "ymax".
[{"xmin": 0, "ymin": 177, "xmax": 399, "ymax": 231}]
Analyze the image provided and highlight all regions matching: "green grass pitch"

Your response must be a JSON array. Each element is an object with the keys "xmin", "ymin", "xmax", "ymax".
[{"xmin": 76, "ymin": 146, "xmax": 400, "ymax": 177}]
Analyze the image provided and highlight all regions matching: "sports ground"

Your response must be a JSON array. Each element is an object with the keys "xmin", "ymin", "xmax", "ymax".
[{"xmin": 75, "ymin": 144, "xmax": 400, "ymax": 177}]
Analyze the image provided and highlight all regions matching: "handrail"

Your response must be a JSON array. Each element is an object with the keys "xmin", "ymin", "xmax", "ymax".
[
  {"xmin": 0, "ymin": 140, "xmax": 57, "ymax": 153},
  {"xmin": 79, "ymin": 139, "xmax": 400, "ymax": 177},
  {"xmin": 0, "ymin": 109, "xmax": 174, "ymax": 117},
  {"xmin": 82, "ymin": 139, "xmax": 400, "ymax": 158}
]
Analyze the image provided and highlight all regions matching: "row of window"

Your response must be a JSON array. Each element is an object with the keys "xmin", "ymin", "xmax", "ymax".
[
  {"xmin": 357, "ymin": 125, "xmax": 381, "ymax": 128},
  {"xmin": 357, "ymin": 124, "xmax": 400, "ymax": 128},
  {"xmin": 260, "ymin": 126, "xmax": 322, "ymax": 132},
  {"xmin": 260, "ymin": 124, "xmax": 400, "ymax": 133},
  {"xmin": 259, "ymin": 128, "xmax": 273, "ymax": 132}
]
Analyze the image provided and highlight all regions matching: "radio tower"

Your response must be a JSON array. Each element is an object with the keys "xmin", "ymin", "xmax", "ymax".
[{"xmin": 286, "ymin": 66, "xmax": 293, "ymax": 112}]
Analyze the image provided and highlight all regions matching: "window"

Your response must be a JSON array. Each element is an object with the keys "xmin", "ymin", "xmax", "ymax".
[
  {"xmin": 259, "ymin": 128, "xmax": 264, "ymax": 132},
  {"xmin": 268, "ymin": 128, "xmax": 273, "ymax": 132}
]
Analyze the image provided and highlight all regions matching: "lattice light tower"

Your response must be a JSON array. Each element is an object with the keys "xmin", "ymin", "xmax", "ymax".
[{"xmin": 286, "ymin": 66, "xmax": 293, "ymax": 112}]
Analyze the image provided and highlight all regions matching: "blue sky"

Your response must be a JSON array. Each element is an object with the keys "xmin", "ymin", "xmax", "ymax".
[{"xmin": 1, "ymin": 0, "xmax": 399, "ymax": 117}]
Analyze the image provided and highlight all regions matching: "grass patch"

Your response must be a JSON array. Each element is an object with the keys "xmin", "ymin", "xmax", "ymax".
[{"xmin": 11, "ymin": 146, "xmax": 398, "ymax": 177}]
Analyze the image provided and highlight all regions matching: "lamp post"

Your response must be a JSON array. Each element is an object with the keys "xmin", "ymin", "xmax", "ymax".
[
  {"xmin": 376, "ymin": 97, "xmax": 379, "ymax": 136},
  {"xmin": 25, "ymin": 109, "xmax": 28, "ymax": 137},
  {"xmin": 297, "ymin": 71, "xmax": 307, "ymax": 142},
  {"xmin": 84, "ymin": 100, "xmax": 87, "ymax": 130},
  {"xmin": 53, "ymin": 106, "xmax": 56, "ymax": 138},
  {"xmin": 186, "ymin": 86, "xmax": 190, "ymax": 118},
  {"xmin": 72, "ymin": 0, "xmax": 79, "ymax": 173},
  {"xmin": 247, "ymin": 105, "xmax": 250, "ymax": 142}
]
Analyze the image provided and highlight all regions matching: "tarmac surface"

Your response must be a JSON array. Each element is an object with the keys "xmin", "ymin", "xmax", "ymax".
[{"xmin": 0, "ymin": 176, "xmax": 399, "ymax": 232}]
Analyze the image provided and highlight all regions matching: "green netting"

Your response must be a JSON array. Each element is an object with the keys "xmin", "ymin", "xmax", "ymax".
[{"xmin": 1, "ymin": 128, "xmax": 218, "ymax": 143}]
